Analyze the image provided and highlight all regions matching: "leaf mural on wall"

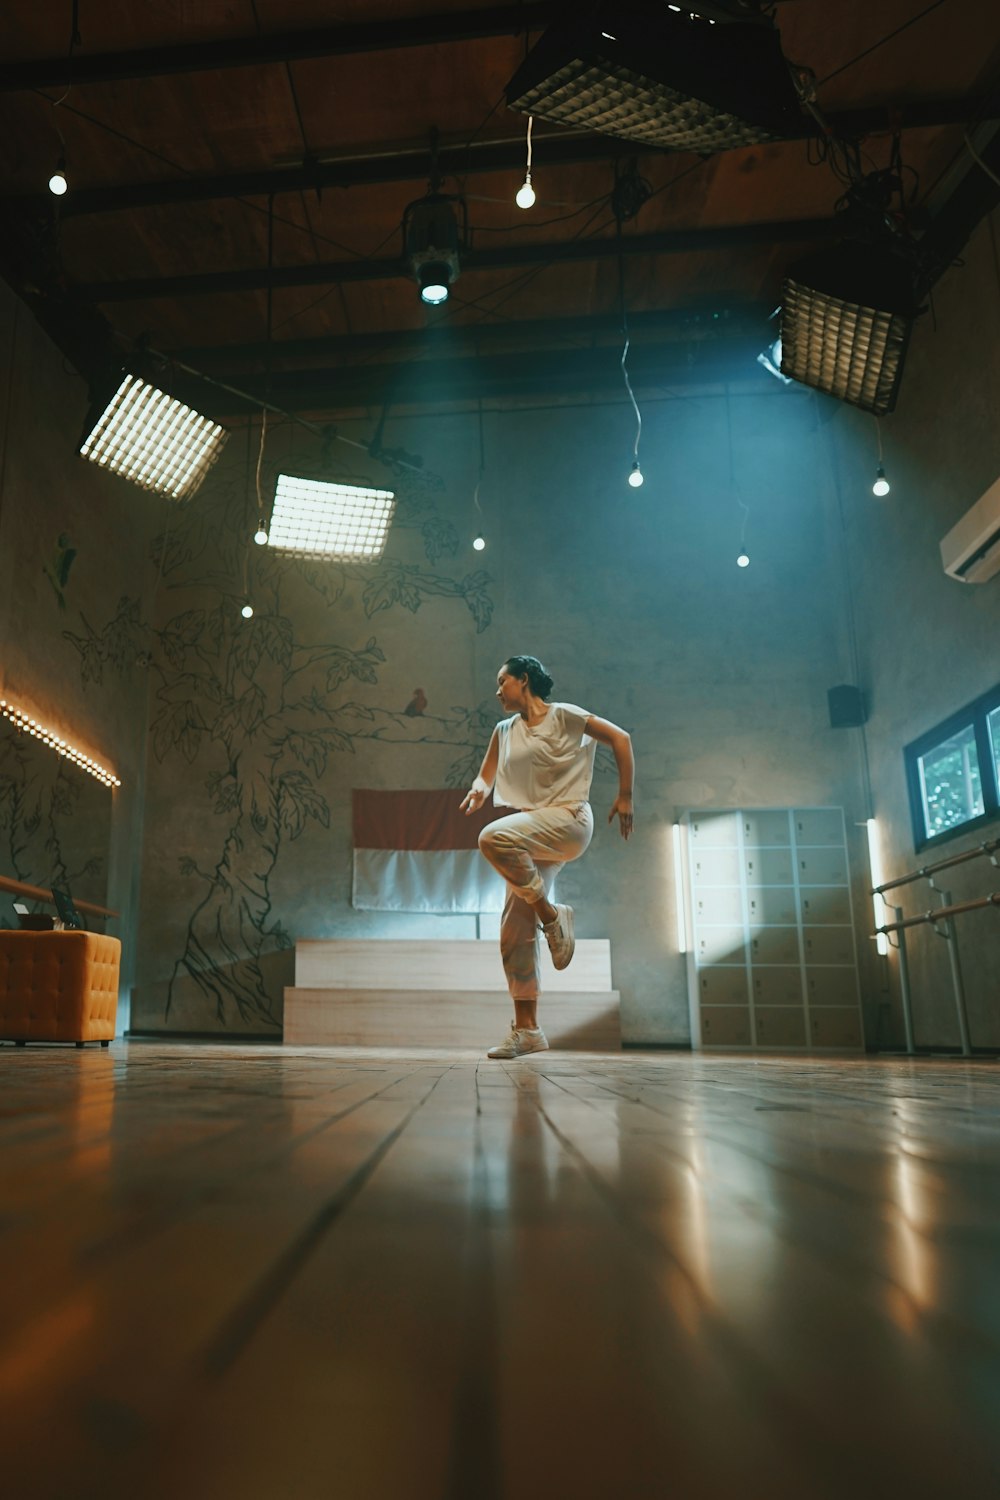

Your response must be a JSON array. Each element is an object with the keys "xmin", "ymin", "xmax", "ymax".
[{"xmin": 62, "ymin": 450, "xmax": 498, "ymax": 1030}]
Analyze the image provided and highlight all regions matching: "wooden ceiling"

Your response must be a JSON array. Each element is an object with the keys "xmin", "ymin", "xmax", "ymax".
[{"xmin": 0, "ymin": 0, "xmax": 998, "ymax": 415}]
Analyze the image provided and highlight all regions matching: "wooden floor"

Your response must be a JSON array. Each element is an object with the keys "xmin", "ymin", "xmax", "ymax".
[{"xmin": 2, "ymin": 1043, "xmax": 999, "ymax": 1500}]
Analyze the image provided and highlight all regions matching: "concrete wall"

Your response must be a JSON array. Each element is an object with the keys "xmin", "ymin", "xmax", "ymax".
[
  {"xmin": 126, "ymin": 381, "xmax": 872, "ymax": 1042},
  {"xmin": 829, "ymin": 212, "xmax": 1000, "ymax": 1050},
  {"xmin": 0, "ymin": 283, "xmax": 156, "ymax": 1031}
]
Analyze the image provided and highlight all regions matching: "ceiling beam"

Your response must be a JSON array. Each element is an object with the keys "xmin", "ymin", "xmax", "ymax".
[
  {"xmin": 173, "ymin": 338, "xmax": 778, "ymax": 416},
  {"xmin": 71, "ymin": 219, "xmax": 835, "ymax": 303},
  {"xmin": 19, "ymin": 99, "xmax": 975, "ymax": 219},
  {"xmin": 0, "ymin": 5, "xmax": 555, "ymax": 91},
  {"xmin": 170, "ymin": 304, "xmax": 770, "ymax": 366},
  {"xmin": 0, "ymin": 2, "xmax": 805, "ymax": 92}
]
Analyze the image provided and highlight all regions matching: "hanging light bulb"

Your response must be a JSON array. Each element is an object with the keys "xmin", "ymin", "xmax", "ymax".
[
  {"xmin": 472, "ymin": 534, "xmax": 486, "ymax": 552},
  {"xmin": 872, "ymin": 465, "xmax": 890, "ymax": 497},
  {"xmin": 241, "ymin": 602, "xmax": 254, "ymax": 619},
  {"xmin": 254, "ymin": 526, "xmax": 269, "ymax": 545},
  {"xmin": 48, "ymin": 156, "xmax": 68, "ymax": 196},
  {"xmin": 628, "ymin": 461, "xmax": 644, "ymax": 488},
  {"xmin": 515, "ymin": 115, "xmax": 535, "ymax": 210},
  {"xmin": 737, "ymin": 551, "xmax": 750, "ymax": 568}
]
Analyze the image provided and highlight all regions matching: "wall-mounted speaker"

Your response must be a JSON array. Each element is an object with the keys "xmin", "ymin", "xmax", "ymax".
[{"xmin": 828, "ymin": 684, "xmax": 867, "ymax": 728}]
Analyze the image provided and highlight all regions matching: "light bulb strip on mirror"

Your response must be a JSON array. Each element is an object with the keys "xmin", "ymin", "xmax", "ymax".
[{"xmin": 0, "ymin": 701, "xmax": 121, "ymax": 787}]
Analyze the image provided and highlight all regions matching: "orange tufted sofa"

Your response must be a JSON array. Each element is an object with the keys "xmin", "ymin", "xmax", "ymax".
[{"xmin": 0, "ymin": 931, "xmax": 120, "ymax": 1047}]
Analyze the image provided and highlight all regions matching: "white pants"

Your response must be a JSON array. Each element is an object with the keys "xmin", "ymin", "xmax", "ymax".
[{"xmin": 477, "ymin": 803, "xmax": 594, "ymax": 1000}]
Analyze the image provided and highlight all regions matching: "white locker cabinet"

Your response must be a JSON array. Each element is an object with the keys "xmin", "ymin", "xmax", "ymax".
[
  {"xmin": 794, "ymin": 809, "xmax": 843, "ymax": 845},
  {"xmin": 755, "ymin": 1007, "xmax": 807, "ymax": 1047},
  {"xmin": 685, "ymin": 807, "xmax": 864, "ymax": 1053},
  {"xmin": 806, "ymin": 968, "xmax": 857, "ymax": 1007},
  {"xmin": 750, "ymin": 927, "xmax": 801, "ymax": 966},
  {"xmin": 747, "ymin": 886, "xmax": 798, "ymax": 926},
  {"xmin": 697, "ymin": 926, "xmax": 747, "ymax": 966},
  {"xmin": 803, "ymin": 926, "xmax": 856, "ymax": 967},
  {"xmin": 800, "ymin": 888, "xmax": 853, "ymax": 925},
  {"xmin": 746, "ymin": 848, "xmax": 795, "ymax": 887},
  {"xmin": 700, "ymin": 968, "xmax": 751, "ymax": 1006},
  {"xmin": 689, "ymin": 812, "xmax": 740, "ymax": 846},
  {"xmin": 701, "ymin": 1007, "xmax": 753, "ymax": 1046},
  {"xmin": 742, "ymin": 810, "xmax": 791, "ymax": 846},
  {"xmin": 692, "ymin": 848, "xmax": 742, "ymax": 886},
  {"xmin": 797, "ymin": 847, "xmax": 849, "ymax": 886},
  {"xmin": 695, "ymin": 887, "xmax": 744, "ymax": 926},
  {"xmin": 753, "ymin": 968, "xmax": 805, "ymax": 1007}
]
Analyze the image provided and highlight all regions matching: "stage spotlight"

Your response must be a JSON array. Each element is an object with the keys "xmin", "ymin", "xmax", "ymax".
[
  {"xmin": 404, "ymin": 194, "xmax": 463, "ymax": 307},
  {"xmin": 872, "ymin": 465, "xmax": 890, "ymax": 497},
  {"xmin": 628, "ymin": 461, "xmax": 644, "ymax": 488},
  {"xmin": 48, "ymin": 156, "xmax": 68, "ymax": 195},
  {"xmin": 506, "ymin": 2, "xmax": 802, "ymax": 154},
  {"xmin": 779, "ymin": 244, "xmax": 918, "ymax": 415},
  {"xmin": 78, "ymin": 371, "xmax": 228, "ymax": 499},
  {"xmin": 418, "ymin": 267, "xmax": 451, "ymax": 306},
  {"xmin": 267, "ymin": 475, "xmax": 396, "ymax": 561}
]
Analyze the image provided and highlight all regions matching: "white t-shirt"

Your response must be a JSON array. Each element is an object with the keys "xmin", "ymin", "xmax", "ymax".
[{"xmin": 493, "ymin": 702, "xmax": 597, "ymax": 810}]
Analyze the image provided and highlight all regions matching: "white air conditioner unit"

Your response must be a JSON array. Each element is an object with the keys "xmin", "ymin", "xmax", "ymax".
[{"xmin": 940, "ymin": 475, "xmax": 1000, "ymax": 584}]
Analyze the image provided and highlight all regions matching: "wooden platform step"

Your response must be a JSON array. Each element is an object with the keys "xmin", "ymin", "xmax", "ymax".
[
  {"xmin": 294, "ymin": 938, "xmax": 613, "ymax": 993},
  {"xmin": 283, "ymin": 988, "xmax": 621, "ymax": 1050}
]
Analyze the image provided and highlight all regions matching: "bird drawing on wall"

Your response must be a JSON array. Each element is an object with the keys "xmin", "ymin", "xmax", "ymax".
[
  {"xmin": 43, "ymin": 532, "xmax": 78, "ymax": 611},
  {"xmin": 403, "ymin": 687, "xmax": 428, "ymax": 717}
]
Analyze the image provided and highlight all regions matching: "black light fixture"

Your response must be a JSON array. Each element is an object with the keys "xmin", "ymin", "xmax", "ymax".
[
  {"xmin": 505, "ymin": 2, "xmax": 803, "ymax": 154},
  {"xmin": 779, "ymin": 243, "xmax": 919, "ymax": 415},
  {"xmin": 403, "ymin": 193, "xmax": 465, "ymax": 306}
]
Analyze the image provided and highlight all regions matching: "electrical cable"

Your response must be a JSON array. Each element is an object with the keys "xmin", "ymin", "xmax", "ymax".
[
  {"xmin": 726, "ymin": 387, "xmax": 750, "ymax": 562},
  {"xmin": 471, "ymin": 397, "xmax": 487, "ymax": 547},
  {"xmin": 615, "ymin": 167, "xmax": 642, "ymax": 481},
  {"xmin": 818, "ymin": 0, "xmax": 948, "ymax": 87},
  {"xmin": 32, "ymin": 89, "xmax": 371, "ymax": 265}
]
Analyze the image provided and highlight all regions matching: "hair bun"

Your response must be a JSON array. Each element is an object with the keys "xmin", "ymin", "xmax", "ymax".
[{"xmin": 504, "ymin": 655, "xmax": 554, "ymax": 701}]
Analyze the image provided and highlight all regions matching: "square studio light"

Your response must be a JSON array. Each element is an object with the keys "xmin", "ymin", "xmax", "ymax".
[
  {"xmin": 779, "ymin": 244, "xmax": 918, "ymax": 415},
  {"xmin": 505, "ymin": 2, "xmax": 802, "ymax": 153},
  {"xmin": 268, "ymin": 475, "xmax": 396, "ymax": 560},
  {"xmin": 79, "ymin": 373, "xmax": 228, "ymax": 500}
]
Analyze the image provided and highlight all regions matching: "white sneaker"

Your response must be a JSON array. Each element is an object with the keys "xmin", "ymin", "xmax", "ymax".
[
  {"xmin": 487, "ymin": 1023, "xmax": 549, "ymax": 1060},
  {"xmin": 542, "ymin": 904, "xmax": 575, "ymax": 970}
]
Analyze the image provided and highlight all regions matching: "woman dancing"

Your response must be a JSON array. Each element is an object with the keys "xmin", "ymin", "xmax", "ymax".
[{"xmin": 460, "ymin": 655, "xmax": 634, "ymax": 1059}]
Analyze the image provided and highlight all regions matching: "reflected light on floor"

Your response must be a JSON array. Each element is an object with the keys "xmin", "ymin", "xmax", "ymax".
[
  {"xmin": 889, "ymin": 1144, "xmax": 936, "ymax": 1323},
  {"xmin": 0, "ymin": 1295, "xmax": 96, "ymax": 1399}
]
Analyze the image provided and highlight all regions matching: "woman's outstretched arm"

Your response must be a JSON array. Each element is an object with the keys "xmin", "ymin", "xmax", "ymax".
[
  {"xmin": 584, "ymin": 716, "xmax": 634, "ymax": 840},
  {"xmin": 460, "ymin": 727, "xmax": 500, "ymax": 814}
]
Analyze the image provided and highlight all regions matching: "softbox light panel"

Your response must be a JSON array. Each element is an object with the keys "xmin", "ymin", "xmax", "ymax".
[
  {"xmin": 505, "ymin": 3, "xmax": 803, "ymax": 153},
  {"xmin": 779, "ymin": 244, "xmax": 918, "ymax": 415}
]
